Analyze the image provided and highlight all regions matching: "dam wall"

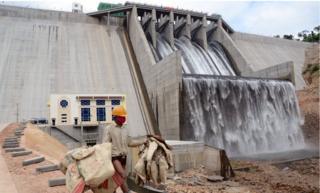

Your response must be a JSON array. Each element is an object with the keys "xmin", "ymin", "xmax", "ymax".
[
  {"xmin": 231, "ymin": 32, "xmax": 311, "ymax": 89},
  {"xmin": 128, "ymin": 6, "xmax": 182, "ymax": 139},
  {"xmin": 0, "ymin": 5, "xmax": 150, "ymax": 136}
]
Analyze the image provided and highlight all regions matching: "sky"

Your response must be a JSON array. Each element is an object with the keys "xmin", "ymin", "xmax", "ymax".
[{"xmin": 0, "ymin": 0, "xmax": 319, "ymax": 37}]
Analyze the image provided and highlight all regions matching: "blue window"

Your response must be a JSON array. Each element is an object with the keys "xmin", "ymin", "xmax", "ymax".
[
  {"xmin": 96, "ymin": 100, "xmax": 105, "ymax": 106},
  {"xmin": 81, "ymin": 100, "xmax": 90, "ymax": 106},
  {"xmin": 112, "ymin": 107, "xmax": 115, "ymax": 121},
  {"xmin": 60, "ymin": 100, "xmax": 68, "ymax": 108},
  {"xmin": 111, "ymin": 100, "xmax": 120, "ymax": 106},
  {"xmin": 96, "ymin": 107, "xmax": 106, "ymax": 121},
  {"xmin": 81, "ymin": 108, "xmax": 90, "ymax": 122}
]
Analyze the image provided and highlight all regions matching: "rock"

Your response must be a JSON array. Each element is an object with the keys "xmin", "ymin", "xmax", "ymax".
[
  {"xmin": 207, "ymin": 175, "xmax": 224, "ymax": 182},
  {"xmin": 282, "ymin": 167, "xmax": 290, "ymax": 171}
]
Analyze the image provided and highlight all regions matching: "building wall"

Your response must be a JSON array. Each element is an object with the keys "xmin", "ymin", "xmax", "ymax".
[{"xmin": 49, "ymin": 94, "xmax": 125, "ymax": 126}]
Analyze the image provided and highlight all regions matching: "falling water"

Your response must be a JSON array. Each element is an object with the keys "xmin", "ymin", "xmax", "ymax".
[
  {"xmin": 149, "ymin": 34, "xmax": 305, "ymax": 156},
  {"xmin": 182, "ymin": 76, "xmax": 305, "ymax": 156},
  {"xmin": 151, "ymin": 35, "xmax": 235, "ymax": 76}
]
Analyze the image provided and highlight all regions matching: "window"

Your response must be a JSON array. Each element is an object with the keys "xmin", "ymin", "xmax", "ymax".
[
  {"xmin": 60, "ymin": 100, "xmax": 68, "ymax": 108},
  {"xmin": 112, "ymin": 107, "xmax": 115, "ymax": 121},
  {"xmin": 81, "ymin": 100, "xmax": 90, "ymax": 106},
  {"xmin": 96, "ymin": 100, "xmax": 105, "ymax": 106},
  {"xmin": 96, "ymin": 108, "xmax": 106, "ymax": 121},
  {"xmin": 81, "ymin": 108, "xmax": 91, "ymax": 122},
  {"xmin": 111, "ymin": 100, "xmax": 120, "ymax": 106}
]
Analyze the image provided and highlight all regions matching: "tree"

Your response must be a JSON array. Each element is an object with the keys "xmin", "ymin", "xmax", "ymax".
[
  {"xmin": 274, "ymin": 26, "xmax": 320, "ymax": 42},
  {"xmin": 283, "ymin": 34, "xmax": 294, "ymax": 40}
]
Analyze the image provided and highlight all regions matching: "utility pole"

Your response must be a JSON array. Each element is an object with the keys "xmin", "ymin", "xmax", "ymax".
[{"xmin": 16, "ymin": 103, "xmax": 19, "ymax": 123}]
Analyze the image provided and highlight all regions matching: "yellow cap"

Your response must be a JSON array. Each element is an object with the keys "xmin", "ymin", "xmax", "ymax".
[{"xmin": 112, "ymin": 105, "xmax": 127, "ymax": 117}]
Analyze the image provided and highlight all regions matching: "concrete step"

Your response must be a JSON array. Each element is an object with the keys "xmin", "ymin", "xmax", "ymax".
[
  {"xmin": 5, "ymin": 137, "xmax": 19, "ymax": 140},
  {"xmin": 12, "ymin": 151, "xmax": 32, "ymax": 157},
  {"xmin": 48, "ymin": 177, "xmax": 66, "ymax": 187},
  {"xmin": 4, "ymin": 138, "xmax": 19, "ymax": 141},
  {"xmin": 4, "ymin": 140, "xmax": 19, "ymax": 144},
  {"xmin": 3, "ymin": 143, "xmax": 20, "ymax": 147},
  {"xmin": 2, "ymin": 144, "xmax": 19, "ymax": 148},
  {"xmin": 36, "ymin": 164, "xmax": 59, "ymax": 173},
  {"xmin": 22, "ymin": 156, "xmax": 45, "ymax": 166},
  {"xmin": 5, "ymin": 147, "xmax": 25, "ymax": 153},
  {"xmin": 3, "ymin": 141, "xmax": 19, "ymax": 144}
]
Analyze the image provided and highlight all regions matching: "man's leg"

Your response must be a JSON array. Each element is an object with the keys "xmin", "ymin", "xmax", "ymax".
[{"xmin": 113, "ymin": 160, "xmax": 129, "ymax": 193}]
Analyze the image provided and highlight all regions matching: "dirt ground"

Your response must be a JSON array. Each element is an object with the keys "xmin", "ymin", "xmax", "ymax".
[
  {"xmin": 165, "ymin": 158, "xmax": 319, "ymax": 193},
  {"xmin": 0, "ymin": 123, "xmax": 67, "ymax": 193},
  {"xmin": 23, "ymin": 124, "xmax": 68, "ymax": 164},
  {"xmin": 232, "ymin": 159, "xmax": 319, "ymax": 193},
  {"xmin": 297, "ymin": 75, "xmax": 319, "ymax": 149}
]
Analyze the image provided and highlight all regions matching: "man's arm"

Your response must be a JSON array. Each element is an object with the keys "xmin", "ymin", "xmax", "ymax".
[
  {"xmin": 127, "ymin": 136, "xmax": 147, "ymax": 147},
  {"xmin": 102, "ymin": 126, "xmax": 112, "ymax": 143}
]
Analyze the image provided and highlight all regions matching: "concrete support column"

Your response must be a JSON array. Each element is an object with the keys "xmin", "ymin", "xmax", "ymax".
[
  {"xmin": 206, "ymin": 22, "xmax": 218, "ymax": 42},
  {"xmin": 128, "ymin": 5, "xmax": 138, "ymax": 32},
  {"xmin": 217, "ymin": 17, "xmax": 223, "ymax": 28},
  {"xmin": 163, "ymin": 11, "xmax": 174, "ymax": 47},
  {"xmin": 107, "ymin": 12, "xmax": 110, "ymax": 26},
  {"xmin": 194, "ymin": 16, "xmax": 208, "ymax": 50},
  {"xmin": 180, "ymin": 14, "xmax": 191, "ymax": 39},
  {"xmin": 146, "ymin": 8, "xmax": 157, "ymax": 48}
]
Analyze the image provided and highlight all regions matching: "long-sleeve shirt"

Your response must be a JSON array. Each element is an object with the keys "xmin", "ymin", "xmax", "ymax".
[{"xmin": 103, "ymin": 124, "xmax": 147, "ymax": 157}]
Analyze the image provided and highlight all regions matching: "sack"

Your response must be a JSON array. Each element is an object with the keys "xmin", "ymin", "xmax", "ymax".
[
  {"xmin": 65, "ymin": 162, "xmax": 85, "ymax": 193},
  {"xmin": 60, "ymin": 149, "xmax": 77, "ymax": 174},
  {"xmin": 75, "ymin": 143, "xmax": 115, "ymax": 187}
]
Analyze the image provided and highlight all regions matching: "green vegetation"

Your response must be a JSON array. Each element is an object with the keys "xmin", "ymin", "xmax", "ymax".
[
  {"xmin": 274, "ymin": 25, "xmax": 320, "ymax": 42},
  {"xmin": 303, "ymin": 64, "xmax": 320, "ymax": 76}
]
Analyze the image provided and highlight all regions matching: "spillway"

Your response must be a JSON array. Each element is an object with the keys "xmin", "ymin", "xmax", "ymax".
[
  {"xmin": 149, "ymin": 35, "xmax": 305, "ymax": 156},
  {"xmin": 182, "ymin": 76, "xmax": 305, "ymax": 156},
  {"xmin": 151, "ymin": 35, "xmax": 235, "ymax": 76}
]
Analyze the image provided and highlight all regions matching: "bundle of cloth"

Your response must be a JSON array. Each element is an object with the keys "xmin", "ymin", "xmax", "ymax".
[
  {"xmin": 59, "ymin": 143, "xmax": 123, "ymax": 193},
  {"xmin": 134, "ymin": 136, "xmax": 173, "ymax": 187}
]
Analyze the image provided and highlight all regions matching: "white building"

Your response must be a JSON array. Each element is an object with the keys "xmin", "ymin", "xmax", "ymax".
[
  {"xmin": 72, "ymin": 2, "xmax": 83, "ymax": 13},
  {"xmin": 49, "ymin": 94, "xmax": 126, "ymax": 126}
]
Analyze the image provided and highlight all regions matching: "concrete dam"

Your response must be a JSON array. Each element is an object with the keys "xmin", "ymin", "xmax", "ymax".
[{"xmin": 0, "ymin": 3, "xmax": 311, "ymax": 155}]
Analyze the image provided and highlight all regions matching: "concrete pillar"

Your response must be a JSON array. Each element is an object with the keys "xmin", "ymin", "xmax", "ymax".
[
  {"xmin": 150, "ymin": 8, "xmax": 157, "ymax": 47},
  {"xmin": 107, "ymin": 12, "xmax": 110, "ymax": 26},
  {"xmin": 194, "ymin": 16, "xmax": 208, "ymax": 50},
  {"xmin": 128, "ymin": 5, "xmax": 138, "ymax": 32},
  {"xmin": 163, "ymin": 11, "xmax": 174, "ymax": 47},
  {"xmin": 181, "ymin": 14, "xmax": 191, "ymax": 39},
  {"xmin": 207, "ymin": 22, "xmax": 218, "ymax": 42},
  {"xmin": 217, "ymin": 17, "xmax": 223, "ymax": 28}
]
